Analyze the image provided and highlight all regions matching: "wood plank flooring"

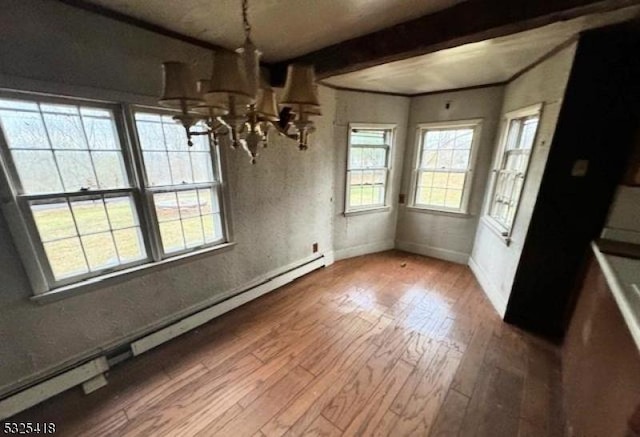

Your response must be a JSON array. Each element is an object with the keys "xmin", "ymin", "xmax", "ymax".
[{"xmin": 10, "ymin": 251, "xmax": 565, "ymax": 436}]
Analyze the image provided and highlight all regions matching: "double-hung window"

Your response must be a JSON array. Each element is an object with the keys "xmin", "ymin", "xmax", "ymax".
[
  {"xmin": 134, "ymin": 112, "xmax": 225, "ymax": 256},
  {"xmin": 345, "ymin": 124, "xmax": 395, "ymax": 213},
  {"xmin": 410, "ymin": 120, "xmax": 481, "ymax": 213},
  {"xmin": 486, "ymin": 104, "xmax": 541, "ymax": 235},
  {"xmin": 0, "ymin": 93, "xmax": 228, "ymax": 296}
]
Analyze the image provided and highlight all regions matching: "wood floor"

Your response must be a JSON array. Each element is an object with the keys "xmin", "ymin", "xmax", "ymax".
[{"xmin": 12, "ymin": 251, "xmax": 565, "ymax": 436}]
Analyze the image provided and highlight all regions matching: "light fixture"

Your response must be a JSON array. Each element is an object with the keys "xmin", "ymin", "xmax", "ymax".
[{"xmin": 158, "ymin": 0, "xmax": 321, "ymax": 164}]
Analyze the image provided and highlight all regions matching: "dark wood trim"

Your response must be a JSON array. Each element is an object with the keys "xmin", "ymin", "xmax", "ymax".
[
  {"xmin": 270, "ymin": 0, "xmax": 639, "ymax": 84},
  {"xmin": 507, "ymin": 36, "xmax": 580, "ymax": 83},
  {"xmin": 409, "ymin": 82, "xmax": 507, "ymax": 98},
  {"xmin": 319, "ymin": 82, "xmax": 409, "ymax": 98},
  {"xmin": 55, "ymin": 0, "xmax": 224, "ymax": 52}
]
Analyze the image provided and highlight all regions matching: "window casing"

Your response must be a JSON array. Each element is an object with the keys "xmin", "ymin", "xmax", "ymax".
[
  {"xmin": 345, "ymin": 124, "xmax": 395, "ymax": 213},
  {"xmin": 409, "ymin": 120, "xmax": 481, "ymax": 214},
  {"xmin": 0, "ymin": 92, "xmax": 230, "ymax": 295},
  {"xmin": 486, "ymin": 104, "xmax": 542, "ymax": 236}
]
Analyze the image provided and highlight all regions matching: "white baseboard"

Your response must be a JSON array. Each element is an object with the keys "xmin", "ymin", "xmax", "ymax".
[
  {"xmin": 0, "ymin": 357, "xmax": 108, "ymax": 420},
  {"xmin": 395, "ymin": 240, "xmax": 469, "ymax": 265},
  {"xmin": 0, "ymin": 253, "xmax": 329, "ymax": 413},
  {"xmin": 468, "ymin": 256, "xmax": 507, "ymax": 317},
  {"xmin": 131, "ymin": 255, "xmax": 326, "ymax": 355},
  {"xmin": 333, "ymin": 239, "xmax": 395, "ymax": 261}
]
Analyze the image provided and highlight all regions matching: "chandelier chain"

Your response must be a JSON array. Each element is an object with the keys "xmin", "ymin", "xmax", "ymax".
[{"xmin": 242, "ymin": 0, "xmax": 251, "ymax": 39}]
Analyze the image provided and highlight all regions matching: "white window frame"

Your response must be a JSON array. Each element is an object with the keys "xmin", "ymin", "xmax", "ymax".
[
  {"xmin": 0, "ymin": 91, "xmax": 232, "ymax": 298},
  {"xmin": 408, "ymin": 119, "xmax": 482, "ymax": 215},
  {"xmin": 483, "ymin": 103, "xmax": 543, "ymax": 240},
  {"xmin": 344, "ymin": 123, "xmax": 396, "ymax": 215}
]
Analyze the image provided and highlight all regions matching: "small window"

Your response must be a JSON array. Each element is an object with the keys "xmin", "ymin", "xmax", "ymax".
[
  {"xmin": 410, "ymin": 120, "xmax": 481, "ymax": 213},
  {"xmin": 134, "ymin": 112, "xmax": 225, "ymax": 256},
  {"xmin": 345, "ymin": 124, "xmax": 394, "ymax": 213},
  {"xmin": 487, "ymin": 104, "xmax": 541, "ymax": 234},
  {"xmin": 0, "ymin": 98, "xmax": 148, "ymax": 286}
]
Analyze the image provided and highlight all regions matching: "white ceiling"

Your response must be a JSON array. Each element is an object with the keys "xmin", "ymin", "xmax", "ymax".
[
  {"xmin": 322, "ymin": 5, "xmax": 640, "ymax": 95},
  {"xmin": 83, "ymin": 0, "xmax": 465, "ymax": 61}
]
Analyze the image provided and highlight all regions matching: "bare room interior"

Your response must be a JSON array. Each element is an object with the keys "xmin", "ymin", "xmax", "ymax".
[{"xmin": 1, "ymin": 0, "xmax": 639, "ymax": 435}]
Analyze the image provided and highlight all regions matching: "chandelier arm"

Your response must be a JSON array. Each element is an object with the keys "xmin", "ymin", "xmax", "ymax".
[{"xmin": 242, "ymin": 0, "xmax": 251, "ymax": 40}]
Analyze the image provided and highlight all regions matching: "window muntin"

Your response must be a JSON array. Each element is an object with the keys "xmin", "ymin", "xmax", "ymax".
[
  {"xmin": 411, "ymin": 122, "xmax": 479, "ymax": 213},
  {"xmin": 0, "ymin": 97, "xmax": 148, "ymax": 285},
  {"xmin": 346, "ymin": 126, "xmax": 393, "ymax": 212},
  {"xmin": 134, "ymin": 112, "xmax": 225, "ymax": 256},
  {"xmin": 488, "ymin": 110, "xmax": 540, "ymax": 233},
  {"xmin": 0, "ymin": 95, "xmax": 231, "ymax": 294}
]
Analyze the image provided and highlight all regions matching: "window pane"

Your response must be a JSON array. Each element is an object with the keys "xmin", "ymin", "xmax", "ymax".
[
  {"xmin": 439, "ymin": 130, "xmax": 456, "ymax": 149},
  {"xmin": 506, "ymin": 119, "xmax": 522, "ymax": 150},
  {"xmin": 349, "ymin": 186, "xmax": 362, "ymax": 207},
  {"xmin": 454, "ymin": 129, "xmax": 473, "ymax": 149},
  {"xmin": 191, "ymin": 152, "xmax": 214, "ymax": 183},
  {"xmin": 43, "ymin": 237, "xmax": 88, "ymax": 279},
  {"xmin": 198, "ymin": 188, "xmax": 220, "ymax": 215},
  {"xmin": 202, "ymin": 214, "xmax": 223, "ymax": 243},
  {"xmin": 83, "ymin": 116, "xmax": 119, "ymax": 150},
  {"xmin": 42, "ymin": 113, "xmax": 87, "ymax": 150},
  {"xmin": 418, "ymin": 171, "xmax": 434, "ymax": 189},
  {"xmin": 113, "ymin": 228, "xmax": 145, "ymax": 263},
  {"xmin": 136, "ymin": 118, "xmax": 165, "ymax": 151},
  {"xmin": 448, "ymin": 173, "xmax": 466, "ymax": 190},
  {"xmin": 421, "ymin": 150, "xmax": 437, "ymax": 169},
  {"xmin": 162, "ymin": 122, "xmax": 188, "ymax": 151},
  {"xmin": 168, "ymin": 152, "xmax": 193, "ymax": 184},
  {"xmin": 182, "ymin": 217, "xmax": 204, "ymax": 248},
  {"xmin": 12, "ymin": 150, "xmax": 64, "ymax": 193},
  {"xmin": 350, "ymin": 171, "xmax": 363, "ymax": 186},
  {"xmin": 424, "ymin": 131, "xmax": 440, "ymax": 150},
  {"xmin": 351, "ymin": 129, "xmax": 386, "ymax": 145},
  {"xmin": 81, "ymin": 232, "xmax": 119, "ymax": 271},
  {"xmin": 143, "ymin": 151, "xmax": 172, "ymax": 186},
  {"xmin": 452, "ymin": 150, "xmax": 470, "ymax": 169},
  {"xmin": 31, "ymin": 201, "xmax": 76, "ymax": 242},
  {"xmin": 350, "ymin": 147, "xmax": 363, "ymax": 169},
  {"xmin": 430, "ymin": 188, "xmax": 446, "ymax": 206},
  {"xmin": 435, "ymin": 150, "xmax": 453, "ymax": 168},
  {"xmin": 55, "ymin": 150, "xmax": 97, "ymax": 191},
  {"xmin": 361, "ymin": 147, "xmax": 386, "ymax": 168},
  {"xmin": 154, "ymin": 192, "xmax": 180, "ymax": 222},
  {"xmin": 415, "ymin": 186, "xmax": 431, "ymax": 205},
  {"xmin": 445, "ymin": 189, "xmax": 462, "ymax": 209},
  {"xmin": 70, "ymin": 198, "xmax": 110, "ymax": 235},
  {"xmin": 0, "ymin": 109, "xmax": 49, "ymax": 149},
  {"xmin": 159, "ymin": 221, "xmax": 185, "ymax": 253},
  {"xmin": 177, "ymin": 190, "xmax": 201, "ymax": 218},
  {"xmin": 432, "ymin": 172, "xmax": 449, "ymax": 188},
  {"xmin": 92, "ymin": 151, "xmax": 128, "ymax": 189},
  {"xmin": 105, "ymin": 196, "xmax": 137, "ymax": 229},
  {"xmin": 519, "ymin": 118, "xmax": 539, "ymax": 149}
]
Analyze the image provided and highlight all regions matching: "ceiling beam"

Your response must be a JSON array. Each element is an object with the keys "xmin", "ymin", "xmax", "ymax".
[{"xmin": 269, "ymin": 0, "xmax": 639, "ymax": 85}]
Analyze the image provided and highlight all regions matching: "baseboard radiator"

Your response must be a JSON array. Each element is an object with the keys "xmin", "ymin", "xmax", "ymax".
[{"xmin": 0, "ymin": 255, "xmax": 327, "ymax": 420}]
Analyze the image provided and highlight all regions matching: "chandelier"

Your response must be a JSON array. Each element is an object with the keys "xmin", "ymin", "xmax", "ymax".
[{"xmin": 158, "ymin": 0, "xmax": 321, "ymax": 164}]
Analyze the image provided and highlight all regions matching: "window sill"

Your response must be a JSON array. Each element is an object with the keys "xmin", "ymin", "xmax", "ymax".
[
  {"xmin": 480, "ymin": 216, "xmax": 512, "ymax": 246},
  {"xmin": 404, "ymin": 205, "xmax": 472, "ymax": 218},
  {"xmin": 31, "ymin": 242, "xmax": 236, "ymax": 305},
  {"xmin": 344, "ymin": 206, "xmax": 391, "ymax": 217}
]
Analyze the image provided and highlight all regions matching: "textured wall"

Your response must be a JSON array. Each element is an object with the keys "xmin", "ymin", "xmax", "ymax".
[
  {"xmin": 470, "ymin": 43, "xmax": 577, "ymax": 315},
  {"xmin": 0, "ymin": 0, "xmax": 337, "ymax": 396},
  {"xmin": 332, "ymin": 90, "xmax": 410, "ymax": 259},
  {"xmin": 396, "ymin": 86, "xmax": 504, "ymax": 263}
]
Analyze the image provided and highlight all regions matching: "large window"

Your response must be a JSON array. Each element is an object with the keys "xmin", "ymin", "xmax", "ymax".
[
  {"xmin": 410, "ymin": 120, "xmax": 481, "ymax": 213},
  {"xmin": 345, "ymin": 124, "xmax": 394, "ymax": 213},
  {"xmin": 487, "ymin": 104, "xmax": 541, "ymax": 234},
  {"xmin": 0, "ymin": 94, "xmax": 228, "ymax": 294}
]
